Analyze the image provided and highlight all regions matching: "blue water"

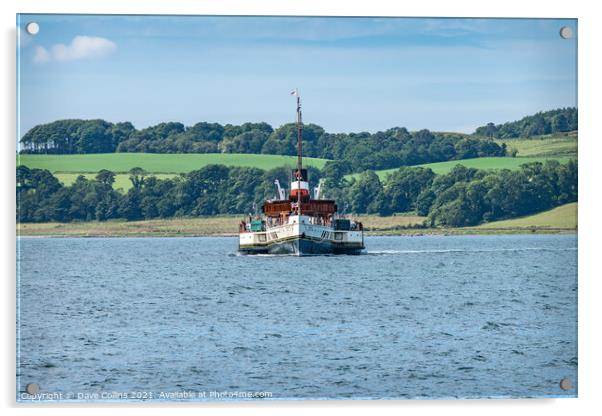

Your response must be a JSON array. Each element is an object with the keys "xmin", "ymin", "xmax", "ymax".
[{"xmin": 17, "ymin": 235, "xmax": 577, "ymax": 401}]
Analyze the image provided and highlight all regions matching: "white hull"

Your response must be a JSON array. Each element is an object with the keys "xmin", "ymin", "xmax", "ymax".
[{"xmin": 239, "ymin": 217, "xmax": 364, "ymax": 255}]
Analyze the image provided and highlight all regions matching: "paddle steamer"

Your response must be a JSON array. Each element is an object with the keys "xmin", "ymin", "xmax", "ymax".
[{"xmin": 238, "ymin": 90, "xmax": 365, "ymax": 255}]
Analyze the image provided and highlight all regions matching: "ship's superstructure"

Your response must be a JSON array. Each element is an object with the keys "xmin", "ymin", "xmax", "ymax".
[{"xmin": 238, "ymin": 91, "xmax": 365, "ymax": 255}]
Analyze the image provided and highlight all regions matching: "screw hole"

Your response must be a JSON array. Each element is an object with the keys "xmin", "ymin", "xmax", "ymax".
[
  {"xmin": 25, "ymin": 383, "xmax": 40, "ymax": 395},
  {"xmin": 25, "ymin": 22, "xmax": 39, "ymax": 35},
  {"xmin": 559, "ymin": 26, "xmax": 573, "ymax": 39},
  {"xmin": 559, "ymin": 378, "xmax": 572, "ymax": 390}
]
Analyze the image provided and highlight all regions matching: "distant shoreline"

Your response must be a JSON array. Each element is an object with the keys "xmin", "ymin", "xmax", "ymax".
[
  {"xmin": 16, "ymin": 231, "xmax": 577, "ymax": 239},
  {"xmin": 16, "ymin": 227, "xmax": 576, "ymax": 239},
  {"xmin": 16, "ymin": 204, "xmax": 576, "ymax": 238}
]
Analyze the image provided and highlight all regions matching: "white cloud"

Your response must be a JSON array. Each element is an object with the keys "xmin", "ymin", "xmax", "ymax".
[
  {"xmin": 33, "ymin": 35, "xmax": 116, "ymax": 64},
  {"xmin": 33, "ymin": 46, "xmax": 50, "ymax": 64}
]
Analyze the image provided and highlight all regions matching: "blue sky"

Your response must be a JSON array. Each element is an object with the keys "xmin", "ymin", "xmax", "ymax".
[{"xmin": 17, "ymin": 15, "xmax": 577, "ymax": 136}]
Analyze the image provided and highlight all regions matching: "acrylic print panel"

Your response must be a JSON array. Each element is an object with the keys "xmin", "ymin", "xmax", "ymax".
[{"xmin": 16, "ymin": 14, "xmax": 578, "ymax": 402}]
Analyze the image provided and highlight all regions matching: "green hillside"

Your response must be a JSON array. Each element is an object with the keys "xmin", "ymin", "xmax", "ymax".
[
  {"xmin": 18, "ymin": 153, "xmax": 329, "ymax": 174},
  {"xmin": 476, "ymin": 202, "xmax": 577, "ymax": 230},
  {"xmin": 349, "ymin": 156, "xmax": 574, "ymax": 180},
  {"xmin": 18, "ymin": 136, "xmax": 577, "ymax": 193},
  {"xmin": 418, "ymin": 156, "xmax": 573, "ymax": 175},
  {"xmin": 496, "ymin": 134, "xmax": 577, "ymax": 157}
]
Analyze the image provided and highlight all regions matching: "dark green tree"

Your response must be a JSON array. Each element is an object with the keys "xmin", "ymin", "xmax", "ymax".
[
  {"xmin": 383, "ymin": 167, "xmax": 435, "ymax": 214},
  {"xmin": 349, "ymin": 171, "xmax": 384, "ymax": 214},
  {"xmin": 128, "ymin": 167, "xmax": 148, "ymax": 190},
  {"xmin": 96, "ymin": 169, "xmax": 116, "ymax": 186}
]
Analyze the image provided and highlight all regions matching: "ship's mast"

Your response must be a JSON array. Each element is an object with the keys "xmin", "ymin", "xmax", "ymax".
[
  {"xmin": 296, "ymin": 89, "xmax": 302, "ymax": 174},
  {"xmin": 295, "ymin": 89, "xmax": 302, "ymax": 215}
]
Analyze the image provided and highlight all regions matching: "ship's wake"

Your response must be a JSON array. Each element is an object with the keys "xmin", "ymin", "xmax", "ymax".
[{"xmin": 367, "ymin": 247, "xmax": 576, "ymax": 255}]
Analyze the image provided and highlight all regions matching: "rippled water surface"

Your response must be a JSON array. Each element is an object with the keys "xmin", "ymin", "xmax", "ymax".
[{"xmin": 17, "ymin": 235, "xmax": 577, "ymax": 401}]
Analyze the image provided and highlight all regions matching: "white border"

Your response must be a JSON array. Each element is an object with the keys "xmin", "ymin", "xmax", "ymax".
[{"xmin": 2, "ymin": 1, "xmax": 601, "ymax": 415}]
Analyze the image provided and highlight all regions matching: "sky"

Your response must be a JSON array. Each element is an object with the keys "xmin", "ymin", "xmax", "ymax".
[{"xmin": 17, "ymin": 15, "xmax": 577, "ymax": 137}]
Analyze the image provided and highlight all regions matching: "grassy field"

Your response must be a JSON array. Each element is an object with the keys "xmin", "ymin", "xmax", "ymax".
[
  {"xmin": 58, "ymin": 155, "xmax": 572, "ymax": 188},
  {"xmin": 476, "ymin": 202, "xmax": 577, "ymax": 230},
  {"xmin": 17, "ymin": 204, "xmax": 576, "ymax": 237},
  {"xmin": 19, "ymin": 136, "xmax": 576, "ymax": 189},
  {"xmin": 18, "ymin": 153, "xmax": 329, "ymax": 173},
  {"xmin": 419, "ymin": 156, "xmax": 573, "ymax": 174},
  {"xmin": 17, "ymin": 216, "xmax": 241, "ymax": 237},
  {"xmin": 356, "ymin": 214, "xmax": 426, "ymax": 230},
  {"xmin": 47, "ymin": 153, "xmax": 570, "ymax": 191},
  {"xmin": 496, "ymin": 134, "xmax": 577, "ymax": 157},
  {"xmin": 350, "ymin": 156, "xmax": 574, "ymax": 180},
  {"xmin": 16, "ymin": 214, "xmax": 426, "ymax": 237},
  {"xmin": 369, "ymin": 203, "xmax": 577, "ymax": 235},
  {"xmin": 345, "ymin": 134, "xmax": 577, "ymax": 180}
]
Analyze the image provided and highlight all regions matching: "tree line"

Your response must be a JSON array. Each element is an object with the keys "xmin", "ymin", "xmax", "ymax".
[
  {"xmin": 474, "ymin": 107, "xmax": 577, "ymax": 139},
  {"xmin": 19, "ymin": 119, "xmax": 506, "ymax": 173},
  {"xmin": 323, "ymin": 160, "xmax": 577, "ymax": 226},
  {"xmin": 16, "ymin": 164, "xmax": 322, "ymax": 223},
  {"xmin": 17, "ymin": 159, "xmax": 577, "ymax": 227}
]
